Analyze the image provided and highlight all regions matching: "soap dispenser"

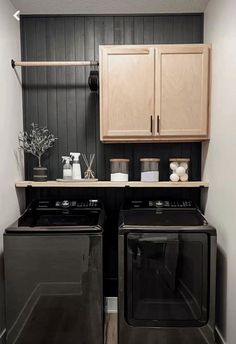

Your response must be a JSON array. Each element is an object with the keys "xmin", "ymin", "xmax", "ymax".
[
  {"xmin": 62, "ymin": 156, "xmax": 72, "ymax": 180},
  {"xmin": 70, "ymin": 153, "xmax": 82, "ymax": 180}
]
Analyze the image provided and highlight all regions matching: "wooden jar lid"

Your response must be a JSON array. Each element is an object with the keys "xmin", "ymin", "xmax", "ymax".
[
  {"xmin": 169, "ymin": 158, "xmax": 190, "ymax": 162},
  {"xmin": 109, "ymin": 158, "xmax": 130, "ymax": 162},
  {"xmin": 140, "ymin": 158, "xmax": 160, "ymax": 162}
]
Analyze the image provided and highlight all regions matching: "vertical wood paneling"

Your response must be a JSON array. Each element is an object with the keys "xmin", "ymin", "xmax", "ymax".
[
  {"xmin": 144, "ymin": 16, "xmax": 154, "ymax": 43},
  {"xmin": 55, "ymin": 18, "xmax": 67, "ymax": 171},
  {"xmin": 114, "ymin": 17, "xmax": 124, "ymax": 45},
  {"xmin": 35, "ymin": 19, "xmax": 47, "ymax": 127},
  {"xmin": 124, "ymin": 17, "xmax": 134, "ymax": 44},
  {"xmin": 103, "ymin": 17, "xmax": 114, "ymax": 46},
  {"xmin": 154, "ymin": 16, "xmax": 173, "ymax": 44},
  {"xmin": 65, "ymin": 18, "xmax": 77, "ymax": 155},
  {"xmin": 192, "ymin": 15, "xmax": 204, "ymax": 42},
  {"xmin": 74, "ymin": 17, "xmax": 86, "ymax": 154},
  {"xmin": 46, "ymin": 18, "xmax": 58, "ymax": 179},
  {"xmin": 35, "ymin": 19, "xmax": 48, "ymax": 173},
  {"xmin": 153, "ymin": 15, "xmax": 203, "ymax": 44},
  {"xmin": 134, "ymin": 17, "xmax": 144, "ymax": 44},
  {"xmin": 94, "ymin": 17, "xmax": 114, "ymax": 180},
  {"xmin": 172, "ymin": 16, "xmax": 193, "ymax": 43},
  {"xmin": 84, "ymin": 17, "xmax": 96, "ymax": 162}
]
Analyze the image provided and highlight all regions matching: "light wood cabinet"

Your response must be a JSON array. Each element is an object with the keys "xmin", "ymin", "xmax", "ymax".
[
  {"xmin": 100, "ymin": 46, "xmax": 155, "ymax": 138},
  {"xmin": 100, "ymin": 44, "xmax": 211, "ymax": 142},
  {"xmin": 155, "ymin": 45, "xmax": 209, "ymax": 137}
]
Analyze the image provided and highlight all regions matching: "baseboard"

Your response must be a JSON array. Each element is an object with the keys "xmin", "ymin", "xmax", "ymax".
[
  {"xmin": 0, "ymin": 328, "xmax": 6, "ymax": 344},
  {"xmin": 215, "ymin": 327, "xmax": 226, "ymax": 344}
]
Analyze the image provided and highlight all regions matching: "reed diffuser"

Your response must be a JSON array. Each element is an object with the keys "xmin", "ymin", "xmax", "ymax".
[{"xmin": 82, "ymin": 153, "xmax": 96, "ymax": 179}]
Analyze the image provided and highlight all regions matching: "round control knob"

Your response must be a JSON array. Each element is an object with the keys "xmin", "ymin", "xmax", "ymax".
[
  {"xmin": 156, "ymin": 201, "xmax": 163, "ymax": 207},
  {"xmin": 61, "ymin": 200, "xmax": 70, "ymax": 208}
]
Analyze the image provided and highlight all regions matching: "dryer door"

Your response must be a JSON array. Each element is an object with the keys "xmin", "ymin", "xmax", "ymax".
[{"xmin": 126, "ymin": 232, "xmax": 208, "ymax": 327}]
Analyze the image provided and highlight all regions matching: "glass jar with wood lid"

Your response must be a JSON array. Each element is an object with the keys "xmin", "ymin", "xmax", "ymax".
[
  {"xmin": 169, "ymin": 158, "xmax": 190, "ymax": 182},
  {"xmin": 140, "ymin": 158, "xmax": 160, "ymax": 182},
  {"xmin": 110, "ymin": 159, "xmax": 130, "ymax": 181}
]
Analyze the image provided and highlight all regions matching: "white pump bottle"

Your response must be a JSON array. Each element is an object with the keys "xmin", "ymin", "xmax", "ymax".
[{"xmin": 70, "ymin": 153, "xmax": 82, "ymax": 180}]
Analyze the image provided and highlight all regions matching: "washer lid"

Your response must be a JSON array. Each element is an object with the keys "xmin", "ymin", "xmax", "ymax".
[
  {"xmin": 31, "ymin": 211, "xmax": 100, "ymax": 227},
  {"xmin": 5, "ymin": 200, "xmax": 104, "ymax": 232},
  {"xmin": 121, "ymin": 209, "xmax": 207, "ymax": 227}
]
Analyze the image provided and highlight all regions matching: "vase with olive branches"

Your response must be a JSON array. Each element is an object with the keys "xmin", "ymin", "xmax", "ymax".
[{"xmin": 19, "ymin": 123, "xmax": 57, "ymax": 181}]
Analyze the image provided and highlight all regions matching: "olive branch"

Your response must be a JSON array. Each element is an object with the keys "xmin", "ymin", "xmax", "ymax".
[{"xmin": 19, "ymin": 123, "xmax": 58, "ymax": 167}]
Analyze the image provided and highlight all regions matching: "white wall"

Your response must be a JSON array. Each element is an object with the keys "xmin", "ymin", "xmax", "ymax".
[
  {"xmin": 0, "ymin": 0, "xmax": 24, "ymax": 338},
  {"xmin": 203, "ymin": 0, "xmax": 236, "ymax": 343}
]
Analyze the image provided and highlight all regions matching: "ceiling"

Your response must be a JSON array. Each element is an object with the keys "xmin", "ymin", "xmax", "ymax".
[{"xmin": 10, "ymin": 0, "xmax": 209, "ymax": 15}]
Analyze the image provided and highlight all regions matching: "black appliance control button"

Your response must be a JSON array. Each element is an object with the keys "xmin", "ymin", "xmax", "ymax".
[
  {"xmin": 155, "ymin": 201, "xmax": 163, "ymax": 207},
  {"xmin": 90, "ymin": 200, "xmax": 98, "ymax": 207},
  {"xmin": 77, "ymin": 202, "xmax": 88, "ymax": 208},
  {"xmin": 61, "ymin": 200, "xmax": 70, "ymax": 208},
  {"xmin": 55, "ymin": 201, "xmax": 61, "ymax": 207}
]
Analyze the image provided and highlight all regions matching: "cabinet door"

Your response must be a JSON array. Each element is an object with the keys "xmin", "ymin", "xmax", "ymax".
[
  {"xmin": 155, "ymin": 45, "xmax": 210, "ymax": 137},
  {"xmin": 100, "ymin": 46, "xmax": 155, "ymax": 140}
]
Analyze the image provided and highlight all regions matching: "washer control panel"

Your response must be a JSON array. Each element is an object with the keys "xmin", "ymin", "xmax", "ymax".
[
  {"xmin": 56, "ymin": 200, "xmax": 99, "ymax": 208},
  {"xmin": 36, "ymin": 200, "xmax": 100, "ymax": 209}
]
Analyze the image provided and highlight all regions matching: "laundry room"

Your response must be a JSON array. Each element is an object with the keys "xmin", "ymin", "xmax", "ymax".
[{"xmin": 0, "ymin": 0, "xmax": 235, "ymax": 344}]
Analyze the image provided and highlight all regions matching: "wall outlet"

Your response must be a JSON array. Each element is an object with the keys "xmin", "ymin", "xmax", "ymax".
[{"xmin": 105, "ymin": 297, "xmax": 117, "ymax": 313}]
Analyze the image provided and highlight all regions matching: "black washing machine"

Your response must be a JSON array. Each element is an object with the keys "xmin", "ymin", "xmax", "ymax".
[
  {"xmin": 4, "ymin": 199, "xmax": 104, "ymax": 344},
  {"xmin": 118, "ymin": 200, "xmax": 217, "ymax": 344}
]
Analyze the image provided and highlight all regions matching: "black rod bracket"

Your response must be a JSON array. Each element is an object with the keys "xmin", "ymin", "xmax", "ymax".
[
  {"xmin": 88, "ymin": 70, "xmax": 99, "ymax": 92},
  {"xmin": 11, "ymin": 59, "xmax": 16, "ymax": 69}
]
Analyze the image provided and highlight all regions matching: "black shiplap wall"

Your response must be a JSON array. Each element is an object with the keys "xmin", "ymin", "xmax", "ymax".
[{"xmin": 21, "ymin": 14, "xmax": 204, "ymax": 295}]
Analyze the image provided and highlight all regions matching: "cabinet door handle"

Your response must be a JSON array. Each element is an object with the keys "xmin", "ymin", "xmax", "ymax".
[
  {"xmin": 150, "ymin": 115, "xmax": 153, "ymax": 133},
  {"xmin": 157, "ymin": 115, "xmax": 160, "ymax": 133}
]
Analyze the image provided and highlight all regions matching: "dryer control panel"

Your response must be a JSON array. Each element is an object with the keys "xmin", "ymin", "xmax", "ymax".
[{"xmin": 129, "ymin": 200, "xmax": 194, "ymax": 209}]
